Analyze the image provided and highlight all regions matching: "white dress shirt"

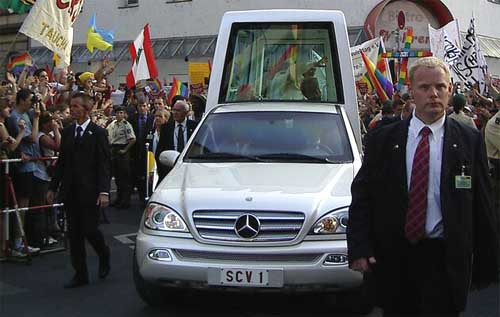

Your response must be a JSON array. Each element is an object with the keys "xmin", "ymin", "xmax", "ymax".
[
  {"xmin": 152, "ymin": 129, "xmax": 160, "ymax": 155},
  {"xmin": 173, "ymin": 119, "xmax": 188, "ymax": 152},
  {"xmin": 75, "ymin": 118, "xmax": 91, "ymax": 138},
  {"xmin": 406, "ymin": 111, "xmax": 445, "ymax": 238}
]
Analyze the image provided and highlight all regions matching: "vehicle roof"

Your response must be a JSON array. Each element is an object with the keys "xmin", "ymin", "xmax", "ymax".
[
  {"xmin": 211, "ymin": 103, "xmax": 340, "ymax": 114},
  {"xmin": 215, "ymin": 9, "xmax": 348, "ymax": 23}
]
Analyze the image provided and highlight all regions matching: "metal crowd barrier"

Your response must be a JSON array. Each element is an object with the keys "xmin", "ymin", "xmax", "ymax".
[{"xmin": 1, "ymin": 156, "xmax": 66, "ymax": 263}]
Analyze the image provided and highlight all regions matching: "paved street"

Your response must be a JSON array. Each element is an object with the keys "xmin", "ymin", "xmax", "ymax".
[{"xmin": 0, "ymin": 199, "xmax": 498, "ymax": 317}]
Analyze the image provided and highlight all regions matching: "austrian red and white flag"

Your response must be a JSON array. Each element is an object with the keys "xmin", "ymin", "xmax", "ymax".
[{"xmin": 126, "ymin": 24, "xmax": 158, "ymax": 88}]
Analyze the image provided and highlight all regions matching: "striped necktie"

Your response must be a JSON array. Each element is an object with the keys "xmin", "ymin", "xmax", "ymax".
[{"xmin": 405, "ymin": 126, "xmax": 432, "ymax": 243}]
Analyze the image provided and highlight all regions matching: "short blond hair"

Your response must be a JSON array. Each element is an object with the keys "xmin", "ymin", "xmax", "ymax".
[
  {"xmin": 155, "ymin": 109, "xmax": 170, "ymax": 120},
  {"xmin": 408, "ymin": 57, "xmax": 451, "ymax": 84}
]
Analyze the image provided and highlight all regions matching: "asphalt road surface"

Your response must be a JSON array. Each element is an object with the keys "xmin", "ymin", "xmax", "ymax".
[{"xmin": 1, "ymin": 198, "xmax": 498, "ymax": 317}]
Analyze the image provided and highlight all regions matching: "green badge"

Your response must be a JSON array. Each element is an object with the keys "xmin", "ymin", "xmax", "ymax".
[{"xmin": 455, "ymin": 175, "xmax": 472, "ymax": 189}]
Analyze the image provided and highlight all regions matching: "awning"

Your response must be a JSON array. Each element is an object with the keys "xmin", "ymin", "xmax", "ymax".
[
  {"xmin": 476, "ymin": 35, "xmax": 500, "ymax": 59},
  {"xmin": 28, "ymin": 35, "xmax": 218, "ymax": 65},
  {"xmin": 458, "ymin": 32, "xmax": 500, "ymax": 59}
]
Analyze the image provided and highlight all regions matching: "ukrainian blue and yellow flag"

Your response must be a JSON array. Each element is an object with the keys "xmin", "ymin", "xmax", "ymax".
[{"xmin": 86, "ymin": 13, "xmax": 114, "ymax": 53}]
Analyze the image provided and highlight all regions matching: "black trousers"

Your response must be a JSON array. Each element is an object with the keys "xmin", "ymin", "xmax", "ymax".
[
  {"xmin": 111, "ymin": 146, "xmax": 132, "ymax": 204},
  {"xmin": 375, "ymin": 239, "xmax": 460, "ymax": 317},
  {"xmin": 66, "ymin": 203, "xmax": 108, "ymax": 278},
  {"xmin": 132, "ymin": 153, "xmax": 147, "ymax": 204},
  {"xmin": 25, "ymin": 177, "xmax": 49, "ymax": 247}
]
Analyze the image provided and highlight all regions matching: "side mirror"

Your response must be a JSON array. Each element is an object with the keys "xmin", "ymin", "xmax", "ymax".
[{"xmin": 159, "ymin": 150, "xmax": 180, "ymax": 167}]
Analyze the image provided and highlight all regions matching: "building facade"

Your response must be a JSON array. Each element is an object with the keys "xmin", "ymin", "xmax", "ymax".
[{"xmin": 1, "ymin": 0, "xmax": 499, "ymax": 86}]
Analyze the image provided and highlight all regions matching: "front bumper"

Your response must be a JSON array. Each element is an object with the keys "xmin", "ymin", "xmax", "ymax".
[{"xmin": 135, "ymin": 231, "xmax": 362, "ymax": 291}]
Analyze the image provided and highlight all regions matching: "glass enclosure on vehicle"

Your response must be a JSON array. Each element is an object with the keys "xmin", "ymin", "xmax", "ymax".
[
  {"xmin": 185, "ymin": 111, "xmax": 353, "ymax": 163},
  {"xmin": 219, "ymin": 22, "xmax": 343, "ymax": 104}
]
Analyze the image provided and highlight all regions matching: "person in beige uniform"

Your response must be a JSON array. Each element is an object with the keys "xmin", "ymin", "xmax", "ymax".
[
  {"xmin": 448, "ymin": 94, "xmax": 477, "ymax": 130},
  {"xmin": 485, "ymin": 107, "xmax": 500, "ymax": 219},
  {"xmin": 106, "ymin": 106, "xmax": 136, "ymax": 209}
]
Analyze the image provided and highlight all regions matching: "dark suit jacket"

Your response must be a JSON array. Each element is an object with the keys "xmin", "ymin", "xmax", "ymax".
[
  {"xmin": 50, "ymin": 121, "xmax": 111, "ymax": 206},
  {"xmin": 347, "ymin": 117, "xmax": 499, "ymax": 311},
  {"xmin": 129, "ymin": 113, "xmax": 155, "ymax": 173},
  {"xmin": 155, "ymin": 119, "xmax": 197, "ymax": 180}
]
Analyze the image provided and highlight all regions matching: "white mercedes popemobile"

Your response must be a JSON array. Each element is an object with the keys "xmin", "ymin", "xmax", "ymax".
[{"xmin": 134, "ymin": 9, "xmax": 370, "ymax": 312}]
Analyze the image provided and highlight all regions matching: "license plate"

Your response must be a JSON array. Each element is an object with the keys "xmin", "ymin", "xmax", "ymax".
[{"xmin": 220, "ymin": 268, "xmax": 269, "ymax": 286}]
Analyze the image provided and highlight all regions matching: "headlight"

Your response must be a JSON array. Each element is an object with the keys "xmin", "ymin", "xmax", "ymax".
[
  {"xmin": 310, "ymin": 208, "xmax": 348, "ymax": 234},
  {"xmin": 144, "ymin": 203, "xmax": 188, "ymax": 232}
]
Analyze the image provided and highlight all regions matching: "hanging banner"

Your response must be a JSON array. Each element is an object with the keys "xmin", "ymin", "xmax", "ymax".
[
  {"xmin": 350, "ymin": 37, "xmax": 381, "ymax": 81},
  {"xmin": 428, "ymin": 20, "xmax": 461, "ymax": 65},
  {"xmin": 451, "ymin": 18, "xmax": 488, "ymax": 92},
  {"xmin": 188, "ymin": 62, "xmax": 210, "ymax": 94},
  {"xmin": 20, "ymin": 0, "xmax": 85, "ymax": 67}
]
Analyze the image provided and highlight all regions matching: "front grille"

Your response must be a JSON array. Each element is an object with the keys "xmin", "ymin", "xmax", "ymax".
[
  {"xmin": 174, "ymin": 250, "xmax": 321, "ymax": 263},
  {"xmin": 192, "ymin": 210, "xmax": 305, "ymax": 242}
]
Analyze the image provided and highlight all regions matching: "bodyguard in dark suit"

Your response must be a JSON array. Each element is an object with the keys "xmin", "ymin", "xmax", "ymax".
[
  {"xmin": 129, "ymin": 100, "xmax": 154, "ymax": 205},
  {"xmin": 347, "ymin": 57, "xmax": 499, "ymax": 316},
  {"xmin": 47, "ymin": 92, "xmax": 111, "ymax": 288},
  {"xmin": 155, "ymin": 100, "xmax": 196, "ymax": 182}
]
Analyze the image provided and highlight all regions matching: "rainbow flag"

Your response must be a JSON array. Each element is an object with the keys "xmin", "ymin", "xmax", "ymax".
[
  {"xmin": 404, "ymin": 28, "xmax": 413, "ymax": 50},
  {"xmin": 376, "ymin": 38, "xmax": 392, "ymax": 84},
  {"xmin": 360, "ymin": 50, "xmax": 391, "ymax": 103},
  {"xmin": 167, "ymin": 77, "xmax": 189, "ymax": 106},
  {"xmin": 383, "ymin": 51, "xmax": 432, "ymax": 58},
  {"xmin": 361, "ymin": 74, "xmax": 374, "ymax": 92},
  {"xmin": 398, "ymin": 59, "xmax": 408, "ymax": 90},
  {"xmin": 6, "ymin": 52, "xmax": 31, "ymax": 74},
  {"xmin": 147, "ymin": 78, "xmax": 163, "ymax": 98},
  {"xmin": 398, "ymin": 28, "xmax": 413, "ymax": 90},
  {"xmin": 180, "ymin": 82, "xmax": 189, "ymax": 97},
  {"xmin": 167, "ymin": 77, "xmax": 179, "ymax": 106}
]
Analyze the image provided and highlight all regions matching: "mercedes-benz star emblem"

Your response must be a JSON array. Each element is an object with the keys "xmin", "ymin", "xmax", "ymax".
[{"xmin": 234, "ymin": 214, "xmax": 260, "ymax": 239}]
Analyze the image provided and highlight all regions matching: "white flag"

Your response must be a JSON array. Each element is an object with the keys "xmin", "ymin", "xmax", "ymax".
[
  {"xmin": 429, "ymin": 20, "xmax": 461, "ymax": 65},
  {"xmin": 19, "ymin": 0, "xmax": 85, "ymax": 67},
  {"xmin": 350, "ymin": 37, "xmax": 381, "ymax": 81},
  {"xmin": 451, "ymin": 18, "xmax": 488, "ymax": 92}
]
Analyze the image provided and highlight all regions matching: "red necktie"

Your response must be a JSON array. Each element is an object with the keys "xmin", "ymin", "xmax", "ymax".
[{"xmin": 405, "ymin": 126, "xmax": 432, "ymax": 243}]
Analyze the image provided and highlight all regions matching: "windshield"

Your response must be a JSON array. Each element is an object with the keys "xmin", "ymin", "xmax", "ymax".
[
  {"xmin": 219, "ymin": 22, "xmax": 343, "ymax": 104},
  {"xmin": 185, "ymin": 111, "xmax": 353, "ymax": 163}
]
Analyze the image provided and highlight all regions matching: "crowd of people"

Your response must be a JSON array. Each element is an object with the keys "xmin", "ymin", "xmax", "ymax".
[
  {"xmin": 358, "ymin": 76, "xmax": 500, "ymax": 136},
  {"xmin": 0, "ymin": 58, "xmax": 206, "ymax": 259}
]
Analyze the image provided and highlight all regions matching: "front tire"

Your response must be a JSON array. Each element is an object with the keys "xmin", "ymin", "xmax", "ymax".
[{"xmin": 133, "ymin": 251, "xmax": 169, "ymax": 307}]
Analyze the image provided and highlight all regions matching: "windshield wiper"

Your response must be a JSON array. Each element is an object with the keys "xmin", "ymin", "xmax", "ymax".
[
  {"xmin": 187, "ymin": 152, "xmax": 264, "ymax": 162},
  {"xmin": 256, "ymin": 153, "xmax": 342, "ymax": 163}
]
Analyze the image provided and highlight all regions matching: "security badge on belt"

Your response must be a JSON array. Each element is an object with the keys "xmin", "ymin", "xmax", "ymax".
[{"xmin": 455, "ymin": 165, "xmax": 472, "ymax": 189}]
